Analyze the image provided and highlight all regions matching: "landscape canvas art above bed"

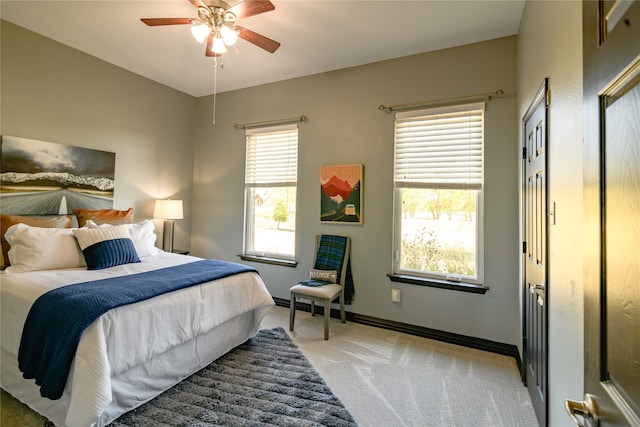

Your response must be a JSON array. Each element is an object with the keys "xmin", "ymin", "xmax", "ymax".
[{"xmin": 0, "ymin": 135, "xmax": 115, "ymax": 215}]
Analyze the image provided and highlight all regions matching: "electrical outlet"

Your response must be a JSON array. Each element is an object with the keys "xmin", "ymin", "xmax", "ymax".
[{"xmin": 391, "ymin": 288, "xmax": 401, "ymax": 303}]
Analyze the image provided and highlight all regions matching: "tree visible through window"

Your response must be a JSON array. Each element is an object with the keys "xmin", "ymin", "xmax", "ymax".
[
  {"xmin": 393, "ymin": 103, "xmax": 484, "ymax": 283},
  {"xmin": 243, "ymin": 125, "xmax": 298, "ymax": 260}
]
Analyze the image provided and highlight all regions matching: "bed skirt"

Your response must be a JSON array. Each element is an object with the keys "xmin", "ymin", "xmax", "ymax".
[{"xmin": 1, "ymin": 309, "xmax": 266, "ymax": 427}]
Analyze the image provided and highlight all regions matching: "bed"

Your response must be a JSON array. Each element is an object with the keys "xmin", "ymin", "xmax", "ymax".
[{"xmin": 0, "ymin": 214, "xmax": 275, "ymax": 427}]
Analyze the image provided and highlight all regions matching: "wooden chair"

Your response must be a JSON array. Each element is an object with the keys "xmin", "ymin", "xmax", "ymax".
[{"xmin": 289, "ymin": 235, "xmax": 351, "ymax": 340}]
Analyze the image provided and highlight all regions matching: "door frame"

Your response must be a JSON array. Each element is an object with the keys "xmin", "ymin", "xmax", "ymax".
[{"xmin": 521, "ymin": 78, "xmax": 549, "ymax": 426}]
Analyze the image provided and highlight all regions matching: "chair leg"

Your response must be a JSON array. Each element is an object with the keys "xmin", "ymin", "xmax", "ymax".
[
  {"xmin": 289, "ymin": 293, "xmax": 296, "ymax": 331},
  {"xmin": 323, "ymin": 299, "xmax": 330, "ymax": 340},
  {"xmin": 311, "ymin": 301, "xmax": 316, "ymax": 316},
  {"xmin": 340, "ymin": 298, "xmax": 346, "ymax": 323}
]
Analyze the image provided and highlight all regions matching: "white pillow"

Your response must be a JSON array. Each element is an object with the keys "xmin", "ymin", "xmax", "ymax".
[
  {"xmin": 4, "ymin": 223, "xmax": 86, "ymax": 273},
  {"xmin": 86, "ymin": 219, "xmax": 159, "ymax": 257},
  {"xmin": 310, "ymin": 268, "xmax": 338, "ymax": 283}
]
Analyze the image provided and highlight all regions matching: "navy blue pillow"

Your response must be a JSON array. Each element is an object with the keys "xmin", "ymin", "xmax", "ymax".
[{"xmin": 72, "ymin": 225, "xmax": 141, "ymax": 270}]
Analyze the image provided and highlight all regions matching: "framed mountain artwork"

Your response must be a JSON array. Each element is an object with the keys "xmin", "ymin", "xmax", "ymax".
[
  {"xmin": 320, "ymin": 164, "xmax": 363, "ymax": 224},
  {"xmin": 0, "ymin": 135, "xmax": 116, "ymax": 215}
]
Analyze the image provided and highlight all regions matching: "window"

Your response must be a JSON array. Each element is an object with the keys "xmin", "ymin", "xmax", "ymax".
[
  {"xmin": 243, "ymin": 124, "xmax": 298, "ymax": 261},
  {"xmin": 392, "ymin": 103, "xmax": 484, "ymax": 284}
]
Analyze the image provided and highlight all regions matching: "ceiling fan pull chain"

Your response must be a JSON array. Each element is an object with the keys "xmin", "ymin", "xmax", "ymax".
[{"xmin": 212, "ymin": 58, "xmax": 218, "ymax": 124}]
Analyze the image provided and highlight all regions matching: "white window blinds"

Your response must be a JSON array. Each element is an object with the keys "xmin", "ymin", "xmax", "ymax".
[
  {"xmin": 394, "ymin": 102, "xmax": 484, "ymax": 190},
  {"xmin": 245, "ymin": 124, "xmax": 298, "ymax": 187}
]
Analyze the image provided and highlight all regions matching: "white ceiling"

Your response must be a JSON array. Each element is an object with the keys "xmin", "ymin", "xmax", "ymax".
[{"xmin": 1, "ymin": 1, "xmax": 525, "ymax": 97}]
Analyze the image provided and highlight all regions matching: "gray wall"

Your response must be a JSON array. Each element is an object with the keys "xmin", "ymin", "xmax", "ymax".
[
  {"xmin": 192, "ymin": 36, "xmax": 521, "ymax": 346},
  {"xmin": 1, "ymin": 21, "xmax": 196, "ymax": 250},
  {"xmin": 517, "ymin": 1, "xmax": 584, "ymax": 425}
]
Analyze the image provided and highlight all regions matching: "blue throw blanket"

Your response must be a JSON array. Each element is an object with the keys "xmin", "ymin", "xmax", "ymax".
[
  {"xmin": 298, "ymin": 235, "xmax": 355, "ymax": 304},
  {"xmin": 18, "ymin": 259, "xmax": 257, "ymax": 400}
]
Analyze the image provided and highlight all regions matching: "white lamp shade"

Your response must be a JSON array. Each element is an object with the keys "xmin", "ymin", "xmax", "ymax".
[
  {"xmin": 153, "ymin": 199, "xmax": 184, "ymax": 220},
  {"xmin": 211, "ymin": 37, "xmax": 227, "ymax": 54},
  {"xmin": 191, "ymin": 23, "xmax": 209, "ymax": 43},
  {"xmin": 220, "ymin": 26, "xmax": 238, "ymax": 46}
]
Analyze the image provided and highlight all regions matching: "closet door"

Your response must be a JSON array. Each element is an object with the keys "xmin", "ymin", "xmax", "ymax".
[{"xmin": 576, "ymin": 1, "xmax": 640, "ymax": 426}]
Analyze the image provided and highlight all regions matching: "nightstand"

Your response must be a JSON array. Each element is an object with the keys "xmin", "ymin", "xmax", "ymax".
[{"xmin": 171, "ymin": 249, "xmax": 189, "ymax": 255}]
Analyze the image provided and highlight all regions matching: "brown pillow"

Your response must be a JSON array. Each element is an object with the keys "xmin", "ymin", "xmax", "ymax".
[
  {"xmin": 1, "ymin": 214, "xmax": 73, "ymax": 267},
  {"xmin": 73, "ymin": 208, "xmax": 133, "ymax": 227}
]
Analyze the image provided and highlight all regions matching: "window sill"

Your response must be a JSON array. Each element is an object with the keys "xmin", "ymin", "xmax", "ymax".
[
  {"xmin": 387, "ymin": 274, "xmax": 489, "ymax": 294},
  {"xmin": 239, "ymin": 254, "xmax": 298, "ymax": 268}
]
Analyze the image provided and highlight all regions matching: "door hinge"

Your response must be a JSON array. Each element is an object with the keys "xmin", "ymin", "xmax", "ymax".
[
  {"xmin": 522, "ymin": 241, "xmax": 527, "ymax": 254},
  {"xmin": 522, "ymin": 146, "xmax": 527, "ymax": 159}
]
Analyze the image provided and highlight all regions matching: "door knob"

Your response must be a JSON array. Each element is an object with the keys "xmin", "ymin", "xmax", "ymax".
[{"xmin": 565, "ymin": 393, "xmax": 599, "ymax": 426}]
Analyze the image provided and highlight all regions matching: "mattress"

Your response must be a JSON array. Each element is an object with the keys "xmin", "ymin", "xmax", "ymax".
[{"xmin": 0, "ymin": 251, "xmax": 274, "ymax": 426}]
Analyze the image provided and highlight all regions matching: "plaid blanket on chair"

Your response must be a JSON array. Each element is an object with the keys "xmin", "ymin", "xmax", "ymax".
[{"xmin": 299, "ymin": 235, "xmax": 355, "ymax": 304}]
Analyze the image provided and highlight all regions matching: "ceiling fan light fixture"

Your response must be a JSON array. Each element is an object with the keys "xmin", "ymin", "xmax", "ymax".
[
  {"xmin": 141, "ymin": 0, "xmax": 279, "ymax": 58},
  {"xmin": 211, "ymin": 36, "xmax": 227, "ymax": 54},
  {"xmin": 191, "ymin": 22, "xmax": 209, "ymax": 43},
  {"xmin": 220, "ymin": 26, "xmax": 238, "ymax": 46}
]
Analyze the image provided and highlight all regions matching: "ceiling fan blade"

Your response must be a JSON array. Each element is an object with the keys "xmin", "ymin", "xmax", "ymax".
[
  {"xmin": 205, "ymin": 34, "xmax": 222, "ymax": 57},
  {"xmin": 228, "ymin": 0, "xmax": 275, "ymax": 19},
  {"xmin": 236, "ymin": 26, "xmax": 280, "ymax": 53},
  {"xmin": 188, "ymin": 0, "xmax": 208, "ymax": 8},
  {"xmin": 141, "ymin": 18, "xmax": 193, "ymax": 26}
]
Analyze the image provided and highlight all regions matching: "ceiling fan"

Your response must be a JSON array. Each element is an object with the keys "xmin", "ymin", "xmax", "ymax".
[{"xmin": 141, "ymin": 0, "xmax": 280, "ymax": 57}]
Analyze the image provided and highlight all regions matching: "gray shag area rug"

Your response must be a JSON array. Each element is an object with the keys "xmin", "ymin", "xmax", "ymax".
[{"xmin": 109, "ymin": 327, "xmax": 357, "ymax": 427}]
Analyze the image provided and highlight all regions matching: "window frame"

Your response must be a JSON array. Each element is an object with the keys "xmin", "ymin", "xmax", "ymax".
[
  {"xmin": 242, "ymin": 124, "xmax": 298, "ymax": 263},
  {"xmin": 391, "ymin": 103, "xmax": 486, "ymax": 286}
]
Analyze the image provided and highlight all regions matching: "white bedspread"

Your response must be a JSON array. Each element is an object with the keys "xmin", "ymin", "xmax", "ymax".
[{"xmin": 0, "ymin": 252, "xmax": 274, "ymax": 427}]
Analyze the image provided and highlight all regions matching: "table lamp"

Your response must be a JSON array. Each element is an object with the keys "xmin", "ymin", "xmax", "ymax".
[{"xmin": 153, "ymin": 199, "xmax": 183, "ymax": 252}]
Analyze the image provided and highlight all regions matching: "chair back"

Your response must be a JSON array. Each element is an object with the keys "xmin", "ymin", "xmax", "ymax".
[{"xmin": 312, "ymin": 235, "xmax": 351, "ymax": 285}]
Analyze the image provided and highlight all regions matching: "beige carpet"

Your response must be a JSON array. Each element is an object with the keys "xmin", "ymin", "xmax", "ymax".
[{"xmin": 2, "ymin": 306, "xmax": 537, "ymax": 426}]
